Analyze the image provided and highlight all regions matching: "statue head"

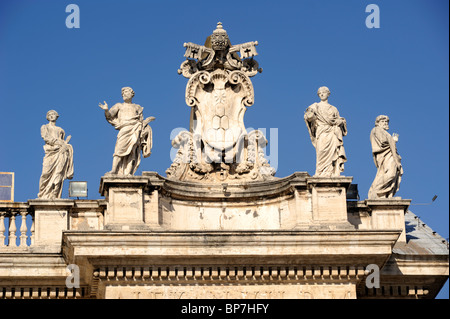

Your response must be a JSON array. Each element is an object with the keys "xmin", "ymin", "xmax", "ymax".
[
  {"xmin": 317, "ymin": 86, "xmax": 330, "ymax": 95},
  {"xmin": 209, "ymin": 22, "xmax": 230, "ymax": 51},
  {"xmin": 375, "ymin": 115, "xmax": 390, "ymax": 130},
  {"xmin": 317, "ymin": 86, "xmax": 330, "ymax": 101},
  {"xmin": 121, "ymin": 87, "xmax": 135, "ymax": 101},
  {"xmin": 46, "ymin": 110, "xmax": 59, "ymax": 121}
]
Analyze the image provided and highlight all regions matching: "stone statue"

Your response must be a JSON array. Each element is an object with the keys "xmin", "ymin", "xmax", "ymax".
[
  {"xmin": 304, "ymin": 87, "xmax": 347, "ymax": 177},
  {"xmin": 38, "ymin": 110, "xmax": 74, "ymax": 199},
  {"xmin": 167, "ymin": 22, "xmax": 275, "ymax": 182},
  {"xmin": 99, "ymin": 87, "xmax": 155, "ymax": 175},
  {"xmin": 368, "ymin": 115, "xmax": 403, "ymax": 199}
]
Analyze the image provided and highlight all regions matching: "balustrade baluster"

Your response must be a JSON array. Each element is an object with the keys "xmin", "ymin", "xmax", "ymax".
[
  {"xmin": 0, "ymin": 212, "xmax": 6, "ymax": 246},
  {"xmin": 20, "ymin": 211, "xmax": 28, "ymax": 246},
  {"xmin": 9, "ymin": 213, "xmax": 17, "ymax": 246},
  {"xmin": 30, "ymin": 214, "xmax": 35, "ymax": 246}
]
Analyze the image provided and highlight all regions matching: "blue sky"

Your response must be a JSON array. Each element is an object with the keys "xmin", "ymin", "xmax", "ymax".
[{"xmin": 0, "ymin": 0, "xmax": 448, "ymax": 298}]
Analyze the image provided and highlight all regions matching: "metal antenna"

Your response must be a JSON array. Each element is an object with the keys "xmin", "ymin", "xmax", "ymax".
[{"xmin": 410, "ymin": 195, "xmax": 438, "ymax": 206}]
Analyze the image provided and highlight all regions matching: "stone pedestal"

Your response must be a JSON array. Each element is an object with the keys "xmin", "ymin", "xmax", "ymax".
[
  {"xmin": 99, "ymin": 175, "xmax": 149, "ymax": 230},
  {"xmin": 296, "ymin": 176, "xmax": 354, "ymax": 230},
  {"xmin": 29, "ymin": 199, "xmax": 73, "ymax": 249},
  {"xmin": 365, "ymin": 198, "xmax": 411, "ymax": 243}
]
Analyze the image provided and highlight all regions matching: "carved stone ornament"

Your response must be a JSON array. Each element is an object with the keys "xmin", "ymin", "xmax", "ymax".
[{"xmin": 167, "ymin": 22, "xmax": 275, "ymax": 182}]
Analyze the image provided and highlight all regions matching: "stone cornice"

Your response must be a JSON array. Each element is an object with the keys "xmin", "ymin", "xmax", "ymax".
[
  {"xmin": 383, "ymin": 253, "xmax": 449, "ymax": 276},
  {"xmin": 306, "ymin": 176, "xmax": 353, "ymax": 188},
  {"xmin": 101, "ymin": 172, "xmax": 311, "ymax": 201},
  {"xmin": 365, "ymin": 199, "xmax": 412, "ymax": 211},
  {"xmin": 99, "ymin": 175, "xmax": 149, "ymax": 197},
  {"xmin": 0, "ymin": 253, "xmax": 67, "ymax": 278},
  {"xmin": 0, "ymin": 200, "xmax": 106, "ymax": 212},
  {"xmin": 28, "ymin": 198, "xmax": 76, "ymax": 208},
  {"xmin": 63, "ymin": 230, "xmax": 401, "ymax": 267}
]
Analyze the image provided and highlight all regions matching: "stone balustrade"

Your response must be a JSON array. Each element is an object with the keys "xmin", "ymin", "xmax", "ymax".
[
  {"xmin": 0, "ymin": 210, "xmax": 34, "ymax": 247},
  {"xmin": 0, "ymin": 200, "xmax": 105, "ymax": 250}
]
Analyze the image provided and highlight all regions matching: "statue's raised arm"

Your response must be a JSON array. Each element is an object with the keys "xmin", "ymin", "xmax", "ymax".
[
  {"xmin": 98, "ymin": 101, "xmax": 108, "ymax": 111},
  {"xmin": 100, "ymin": 87, "xmax": 154, "ymax": 176}
]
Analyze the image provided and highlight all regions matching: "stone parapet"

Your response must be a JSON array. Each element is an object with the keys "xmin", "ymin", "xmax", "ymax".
[{"xmin": 97, "ymin": 172, "xmax": 356, "ymax": 231}]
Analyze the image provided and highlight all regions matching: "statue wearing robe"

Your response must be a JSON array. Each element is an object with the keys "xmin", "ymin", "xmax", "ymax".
[
  {"xmin": 304, "ymin": 87, "xmax": 347, "ymax": 177},
  {"xmin": 38, "ymin": 111, "xmax": 74, "ymax": 199},
  {"xmin": 368, "ymin": 115, "xmax": 402, "ymax": 199},
  {"xmin": 99, "ymin": 87, "xmax": 154, "ymax": 176}
]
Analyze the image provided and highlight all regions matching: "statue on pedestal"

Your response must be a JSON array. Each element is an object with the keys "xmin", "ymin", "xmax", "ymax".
[
  {"xmin": 368, "ymin": 115, "xmax": 403, "ymax": 199},
  {"xmin": 99, "ymin": 87, "xmax": 155, "ymax": 176},
  {"xmin": 304, "ymin": 86, "xmax": 347, "ymax": 177},
  {"xmin": 38, "ymin": 110, "xmax": 74, "ymax": 199},
  {"xmin": 166, "ymin": 22, "xmax": 275, "ymax": 182}
]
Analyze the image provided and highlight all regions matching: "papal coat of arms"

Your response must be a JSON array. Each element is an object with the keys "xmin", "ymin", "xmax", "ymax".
[{"xmin": 166, "ymin": 23, "xmax": 275, "ymax": 182}]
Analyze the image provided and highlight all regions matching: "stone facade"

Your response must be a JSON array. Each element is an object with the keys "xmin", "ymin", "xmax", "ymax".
[{"xmin": 0, "ymin": 172, "xmax": 448, "ymax": 299}]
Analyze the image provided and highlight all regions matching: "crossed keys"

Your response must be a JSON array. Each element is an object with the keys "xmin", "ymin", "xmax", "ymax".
[{"xmin": 182, "ymin": 41, "xmax": 259, "ymax": 70}]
